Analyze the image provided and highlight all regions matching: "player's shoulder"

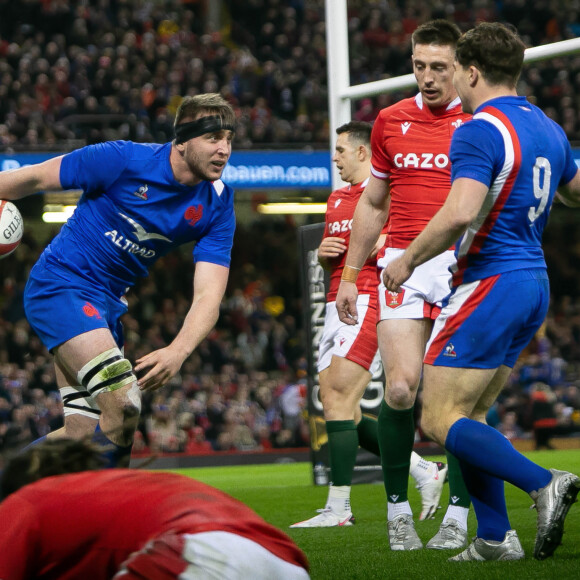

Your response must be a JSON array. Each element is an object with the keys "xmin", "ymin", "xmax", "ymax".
[
  {"xmin": 124, "ymin": 140, "xmax": 170, "ymax": 161},
  {"xmin": 455, "ymin": 112, "xmax": 498, "ymax": 137},
  {"xmin": 74, "ymin": 140, "xmax": 168, "ymax": 162},
  {"xmin": 332, "ymin": 182, "xmax": 353, "ymax": 197},
  {"xmin": 209, "ymin": 179, "xmax": 235, "ymax": 207},
  {"xmin": 351, "ymin": 178, "xmax": 368, "ymax": 194},
  {"xmin": 377, "ymin": 96, "xmax": 418, "ymax": 119},
  {"xmin": 445, "ymin": 99, "xmax": 471, "ymax": 122}
]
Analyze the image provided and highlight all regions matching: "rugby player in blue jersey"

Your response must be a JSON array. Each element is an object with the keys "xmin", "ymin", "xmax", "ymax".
[
  {"xmin": 373, "ymin": 23, "xmax": 580, "ymax": 561},
  {"xmin": 0, "ymin": 93, "xmax": 236, "ymax": 467}
]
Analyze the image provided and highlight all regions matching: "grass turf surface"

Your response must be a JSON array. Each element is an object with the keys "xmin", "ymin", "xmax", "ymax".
[{"xmin": 168, "ymin": 450, "xmax": 579, "ymax": 579}]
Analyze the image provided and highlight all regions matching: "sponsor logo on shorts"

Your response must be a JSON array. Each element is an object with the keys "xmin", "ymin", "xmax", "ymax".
[
  {"xmin": 339, "ymin": 337, "xmax": 346, "ymax": 348},
  {"xmin": 443, "ymin": 343, "xmax": 457, "ymax": 357},
  {"xmin": 185, "ymin": 205, "xmax": 203, "ymax": 226},
  {"xmin": 82, "ymin": 301, "xmax": 102, "ymax": 319},
  {"xmin": 385, "ymin": 289, "xmax": 405, "ymax": 309}
]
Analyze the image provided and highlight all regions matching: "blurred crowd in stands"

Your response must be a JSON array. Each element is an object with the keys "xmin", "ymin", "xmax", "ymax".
[
  {"xmin": 2, "ymin": 208, "xmax": 580, "ymax": 460},
  {"xmin": 1, "ymin": 0, "xmax": 580, "ymax": 150},
  {"xmin": 1, "ymin": 0, "xmax": 580, "ymax": 460},
  {"xmin": 0, "ymin": 219, "xmax": 311, "ymax": 459}
]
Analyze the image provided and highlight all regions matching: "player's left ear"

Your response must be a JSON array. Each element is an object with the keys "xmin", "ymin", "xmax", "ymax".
[{"xmin": 469, "ymin": 65, "xmax": 480, "ymax": 87}]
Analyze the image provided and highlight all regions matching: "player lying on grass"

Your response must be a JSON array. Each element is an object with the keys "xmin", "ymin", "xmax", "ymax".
[{"xmin": 0, "ymin": 438, "xmax": 310, "ymax": 579}]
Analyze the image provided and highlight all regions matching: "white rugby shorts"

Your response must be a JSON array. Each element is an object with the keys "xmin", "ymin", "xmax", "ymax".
[
  {"xmin": 115, "ymin": 531, "xmax": 310, "ymax": 580},
  {"xmin": 318, "ymin": 293, "xmax": 382, "ymax": 375},
  {"xmin": 377, "ymin": 248, "xmax": 456, "ymax": 320}
]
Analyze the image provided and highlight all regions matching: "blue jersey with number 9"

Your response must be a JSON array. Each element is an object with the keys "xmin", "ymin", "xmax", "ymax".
[{"xmin": 447, "ymin": 95, "xmax": 577, "ymax": 286}]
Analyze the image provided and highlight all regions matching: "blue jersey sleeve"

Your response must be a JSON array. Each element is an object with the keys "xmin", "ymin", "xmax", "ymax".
[
  {"xmin": 193, "ymin": 186, "xmax": 236, "ymax": 267},
  {"xmin": 554, "ymin": 124, "xmax": 579, "ymax": 185},
  {"xmin": 59, "ymin": 141, "xmax": 132, "ymax": 193},
  {"xmin": 450, "ymin": 120, "xmax": 505, "ymax": 187}
]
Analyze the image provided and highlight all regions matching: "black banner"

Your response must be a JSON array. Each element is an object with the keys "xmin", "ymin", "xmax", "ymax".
[{"xmin": 298, "ymin": 224, "xmax": 384, "ymax": 486}]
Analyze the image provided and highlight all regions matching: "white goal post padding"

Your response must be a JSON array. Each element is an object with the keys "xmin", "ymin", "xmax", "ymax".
[{"xmin": 325, "ymin": 0, "xmax": 580, "ymax": 188}]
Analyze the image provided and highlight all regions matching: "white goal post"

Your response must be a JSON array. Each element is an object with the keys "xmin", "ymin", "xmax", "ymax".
[{"xmin": 325, "ymin": 0, "xmax": 580, "ymax": 189}]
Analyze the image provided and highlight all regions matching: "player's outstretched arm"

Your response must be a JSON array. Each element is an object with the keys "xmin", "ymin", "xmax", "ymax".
[
  {"xmin": 0, "ymin": 156, "xmax": 63, "ymax": 199},
  {"xmin": 557, "ymin": 169, "xmax": 580, "ymax": 207},
  {"xmin": 384, "ymin": 177, "xmax": 488, "ymax": 292},
  {"xmin": 135, "ymin": 261, "xmax": 229, "ymax": 391}
]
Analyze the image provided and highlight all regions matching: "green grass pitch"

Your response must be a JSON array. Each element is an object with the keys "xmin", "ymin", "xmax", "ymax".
[{"xmin": 168, "ymin": 450, "xmax": 580, "ymax": 579}]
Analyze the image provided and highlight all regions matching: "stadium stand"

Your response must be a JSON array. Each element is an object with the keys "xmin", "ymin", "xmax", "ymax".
[
  {"xmin": 0, "ymin": 1, "xmax": 580, "ymax": 149},
  {"xmin": 1, "ymin": 0, "xmax": 580, "ymax": 461}
]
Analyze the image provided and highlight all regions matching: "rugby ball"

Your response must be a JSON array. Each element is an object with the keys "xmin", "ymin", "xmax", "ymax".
[{"xmin": 0, "ymin": 200, "xmax": 23, "ymax": 257}]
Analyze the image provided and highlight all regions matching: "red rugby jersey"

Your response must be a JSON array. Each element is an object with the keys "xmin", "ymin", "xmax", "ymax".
[
  {"xmin": 371, "ymin": 94, "xmax": 471, "ymax": 249},
  {"xmin": 0, "ymin": 470, "xmax": 308, "ymax": 580},
  {"xmin": 322, "ymin": 178, "xmax": 387, "ymax": 301}
]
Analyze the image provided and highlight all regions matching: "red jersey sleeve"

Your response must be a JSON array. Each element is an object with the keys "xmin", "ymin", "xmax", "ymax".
[
  {"xmin": 370, "ymin": 111, "xmax": 390, "ymax": 178},
  {"xmin": 0, "ymin": 495, "xmax": 39, "ymax": 579}
]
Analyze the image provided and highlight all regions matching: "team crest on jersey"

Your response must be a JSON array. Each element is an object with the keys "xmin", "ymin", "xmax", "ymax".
[
  {"xmin": 401, "ymin": 122, "xmax": 411, "ymax": 135},
  {"xmin": 385, "ymin": 289, "xmax": 405, "ymax": 308},
  {"xmin": 185, "ymin": 205, "xmax": 203, "ymax": 226},
  {"xmin": 134, "ymin": 184, "xmax": 149, "ymax": 200},
  {"xmin": 451, "ymin": 120, "xmax": 463, "ymax": 129}
]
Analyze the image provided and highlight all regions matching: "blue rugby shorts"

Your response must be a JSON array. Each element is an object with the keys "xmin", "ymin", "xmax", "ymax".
[
  {"xmin": 24, "ymin": 258, "xmax": 126, "ymax": 352},
  {"xmin": 424, "ymin": 268, "xmax": 549, "ymax": 369}
]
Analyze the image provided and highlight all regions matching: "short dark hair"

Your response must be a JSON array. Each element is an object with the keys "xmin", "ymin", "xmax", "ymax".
[
  {"xmin": 1, "ymin": 438, "xmax": 104, "ymax": 499},
  {"xmin": 336, "ymin": 121, "xmax": 372, "ymax": 146},
  {"xmin": 174, "ymin": 93, "xmax": 236, "ymax": 127},
  {"xmin": 412, "ymin": 19, "xmax": 461, "ymax": 49},
  {"xmin": 455, "ymin": 22, "xmax": 526, "ymax": 88}
]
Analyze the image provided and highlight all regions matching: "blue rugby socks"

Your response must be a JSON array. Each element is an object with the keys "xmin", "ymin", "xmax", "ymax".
[
  {"xmin": 446, "ymin": 418, "xmax": 551, "ymax": 494},
  {"xmin": 459, "ymin": 458, "xmax": 510, "ymax": 541}
]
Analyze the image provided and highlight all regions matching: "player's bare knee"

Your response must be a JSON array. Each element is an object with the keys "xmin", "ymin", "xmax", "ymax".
[
  {"xmin": 77, "ymin": 347, "xmax": 140, "ymax": 424},
  {"xmin": 119, "ymin": 396, "xmax": 141, "ymax": 427},
  {"xmin": 102, "ymin": 383, "xmax": 142, "ymax": 425},
  {"xmin": 385, "ymin": 380, "xmax": 416, "ymax": 409}
]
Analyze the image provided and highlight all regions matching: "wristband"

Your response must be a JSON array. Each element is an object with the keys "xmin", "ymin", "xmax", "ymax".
[{"xmin": 341, "ymin": 265, "xmax": 361, "ymax": 283}]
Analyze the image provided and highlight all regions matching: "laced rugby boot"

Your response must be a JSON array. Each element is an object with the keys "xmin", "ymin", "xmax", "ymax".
[
  {"xmin": 449, "ymin": 530, "xmax": 524, "ymax": 561},
  {"xmin": 290, "ymin": 507, "xmax": 355, "ymax": 528},
  {"xmin": 388, "ymin": 514, "xmax": 423, "ymax": 550},
  {"xmin": 530, "ymin": 468, "xmax": 580, "ymax": 560},
  {"xmin": 426, "ymin": 518, "xmax": 468, "ymax": 549}
]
